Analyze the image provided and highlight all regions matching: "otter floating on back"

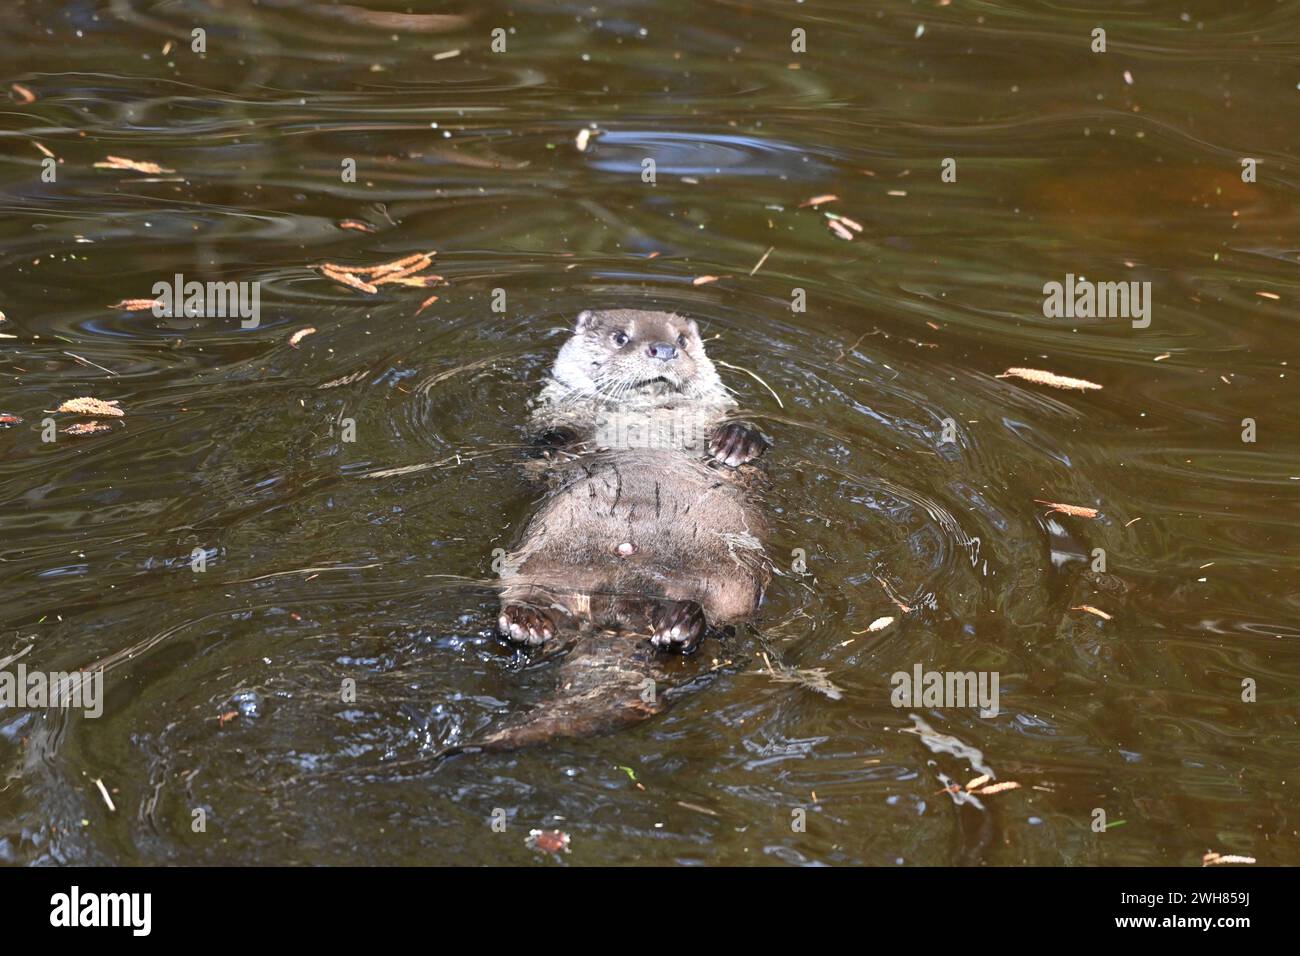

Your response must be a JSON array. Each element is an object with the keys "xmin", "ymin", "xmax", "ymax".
[
  {"xmin": 500, "ymin": 308, "xmax": 770, "ymax": 650},
  {"xmin": 471, "ymin": 309, "xmax": 773, "ymax": 753}
]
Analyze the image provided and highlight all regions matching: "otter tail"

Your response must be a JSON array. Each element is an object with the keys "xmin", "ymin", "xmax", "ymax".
[
  {"xmin": 288, "ymin": 631, "xmax": 735, "ymax": 787},
  {"xmin": 468, "ymin": 630, "xmax": 671, "ymax": 753}
]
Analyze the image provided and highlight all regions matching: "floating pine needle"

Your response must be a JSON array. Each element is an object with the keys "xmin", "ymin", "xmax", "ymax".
[
  {"xmin": 969, "ymin": 781, "xmax": 1021, "ymax": 796},
  {"xmin": 825, "ymin": 212, "xmax": 863, "ymax": 233},
  {"xmin": 1072, "ymin": 605, "xmax": 1113, "ymax": 620},
  {"xmin": 54, "ymin": 397, "xmax": 124, "ymax": 417},
  {"xmin": 311, "ymin": 6, "xmax": 469, "ymax": 32},
  {"xmin": 337, "ymin": 219, "xmax": 377, "ymax": 233},
  {"xmin": 997, "ymin": 367, "xmax": 1102, "ymax": 391},
  {"xmin": 749, "ymin": 246, "xmax": 774, "ymax": 276},
  {"xmin": 799, "ymin": 194, "xmax": 838, "ymax": 207},
  {"xmin": 64, "ymin": 351, "xmax": 118, "ymax": 376},
  {"xmin": 94, "ymin": 778, "xmax": 116, "ymax": 812},
  {"xmin": 875, "ymin": 575, "xmax": 914, "ymax": 614},
  {"xmin": 382, "ymin": 275, "xmax": 442, "ymax": 287},
  {"xmin": 1203, "ymin": 851, "xmax": 1256, "ymax": 866},
  {"xmin": 676, "ymin": 801, "xmax": 719, "ymax": 817},
  {"xmin": 365, "ymin": 252, "xmax": 436, "ymax": 277},
  {"xmin": 94, "ymin": 156, "xmax": 174, "ymax": 174},
  {"xmin": 370, "ymin": 256, "xmax": 434, "ymax": 282},
  {"xmin": 107, "ymin": 298, "xmax": 161, "ymax": 311},
  {"xmin": 1035, "ymin": 499, "xmax": 1100, "ymax": 519},
  {"xmin": 714, "ymin": 359, "xmax": 783, "ymax": 408}
]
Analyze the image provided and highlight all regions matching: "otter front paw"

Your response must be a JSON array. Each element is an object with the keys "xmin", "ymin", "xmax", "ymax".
[
  {"xmin": 649, "ymin": 600, "xmax": 706, "ymax": 653},
  {"xmin": 499, "ymin": 605, "xmax": 558, "ymax": 646},
  {"xmin": 708, "ymin": 422, "xmax": 770, "ymax": 467}
]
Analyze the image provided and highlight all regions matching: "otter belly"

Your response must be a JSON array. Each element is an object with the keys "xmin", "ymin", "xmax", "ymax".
[{"xmin": 503, "ymin": 450, "xmax": 767, "ymax": 627}]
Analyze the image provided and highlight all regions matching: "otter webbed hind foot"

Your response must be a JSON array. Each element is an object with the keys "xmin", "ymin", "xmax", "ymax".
[
  {"xmin": 648, "ymin": 599, "xmax": 707, "ymax": 653},
  {"xmin": 499, "ymin": 605, "xmax": 561, "ymax": 646},
  {"xmin": 708, "ymin": 422, "xmax": 770, "ymax": 467}
]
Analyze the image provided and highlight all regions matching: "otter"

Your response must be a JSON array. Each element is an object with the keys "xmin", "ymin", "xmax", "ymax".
[{"xmin": 476, "ymin": 309, "xmax": 773, "ymax": 752}]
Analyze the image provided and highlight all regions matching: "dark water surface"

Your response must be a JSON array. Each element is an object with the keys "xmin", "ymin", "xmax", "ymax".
[{"xmin": 1, "ymin": 0, "xmax": 1297, "ymax": 865}]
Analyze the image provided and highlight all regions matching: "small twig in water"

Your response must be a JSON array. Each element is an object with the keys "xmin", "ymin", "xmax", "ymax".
[
  {"xmin": 714, "ymin": 359, "xmax": 783, "ymax": 409},
  {"xmin": 94, "ymin": 778, "xmax": 116, "ymax": 812},
  {"xmin": 64, "ymin": 351, "xmax": 118, "ymax": 376}
]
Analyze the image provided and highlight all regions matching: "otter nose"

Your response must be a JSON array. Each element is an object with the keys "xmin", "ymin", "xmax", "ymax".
[{"xmin": 647, "ymin": 341, "xmax": 678, "ymax": 361}]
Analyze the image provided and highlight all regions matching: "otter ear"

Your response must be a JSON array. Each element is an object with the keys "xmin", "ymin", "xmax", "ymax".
[
  {"xmin": 685, "ymin": 318, "xmax": 700, "ymax": 337},
  {"xmin": 575, "ymin": 309, "xmax": 597, "ymax": 332}
]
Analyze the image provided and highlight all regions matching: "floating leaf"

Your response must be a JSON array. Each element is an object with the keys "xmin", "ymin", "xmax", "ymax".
[
  {"xmin": 526, "ymin": 829, "xmax": 571, "ymax": 854},
  {"xmin": 55, "ymin": 397, "xmax": 124, "ymax": 417},
  {"xmin": 1035, "ymin": 499, "xmax": 1100, "ymax": 519},
  {"xmin": 63, "ymin": 421, "xmax": 114, "ymax": 436},
  {"xmin": 997, "ymin": 367, "xmax": 1102, "ymax": 391}
]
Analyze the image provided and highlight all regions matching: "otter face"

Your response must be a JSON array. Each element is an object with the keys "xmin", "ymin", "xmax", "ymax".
[{"xmin": 552, "ymin": 308, "xmax": 722, "ymax": 402}]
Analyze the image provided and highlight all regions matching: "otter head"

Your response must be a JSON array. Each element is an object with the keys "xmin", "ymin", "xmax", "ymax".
[{"xmin": 552, "ymin": 309, "xmax": 725, "ymax": 405}]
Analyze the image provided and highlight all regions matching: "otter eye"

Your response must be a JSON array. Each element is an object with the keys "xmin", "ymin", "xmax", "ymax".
[
  {"xmin": 677, "ymin": 333, "xmax": 688, "ymax": 348},
  {"xmin": 612, "ymin": 331, "xmax": 629, "ymax": 346}
]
